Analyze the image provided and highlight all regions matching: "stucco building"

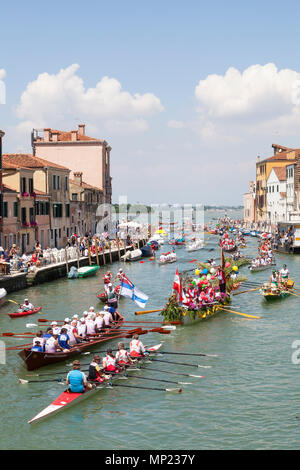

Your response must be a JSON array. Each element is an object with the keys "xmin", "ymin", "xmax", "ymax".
[{"xmin": 31, "ymin": 125, "xmax": 112, "ymax": 204}]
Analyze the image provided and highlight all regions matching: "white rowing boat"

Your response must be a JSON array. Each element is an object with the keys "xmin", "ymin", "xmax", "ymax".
[{"xmin": 27, "ymin": 343, "xmax": 162, "ymax": 424}]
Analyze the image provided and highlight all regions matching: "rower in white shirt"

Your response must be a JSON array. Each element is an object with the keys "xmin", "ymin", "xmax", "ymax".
[
  {"xmin": 45, "ymin": 332, "xmax": 59, "ymax": 353},
  {"xmin": 86, "ymin": 314, "xmax": 96, "ymax": 335},
  {"xmin": 51, "ymin": 321, "xmax": 61, "ymax": 335},
  {"xmin": 19, "ymin": 298, "xmax": 34, "ymax": 312},
  {"xmin": 103, "ymin": 305, "xmax": 113, "ymax": 328},
  {"xmin": 95, "ymin": 312, "xmax": 105, "ymax": 332},
  {"xmin": 130, "ymin": 334, "xmax": 146, "ymax": 358},
  {"xmin": 77, "ymin": 318, "xmax": 87, "ymax": 339}
]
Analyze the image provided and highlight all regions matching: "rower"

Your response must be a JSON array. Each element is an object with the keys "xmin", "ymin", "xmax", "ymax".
[
  {"xmin": 95, "ymin": 312, "xmax": 105, "ymax": 332},
  {"xmin": 103, "ymin": 271, "xmax": 112, "ymax": 294},
  {"xmin": 130, "ymin": 334, "xmax": 146, "ymax": 358},
  {"xmin": 103, "ymin": 305, "xmax": 113, "ymax": 328},
  {"xmin": 69, "ymin": 320, "xmax": 82, "ymax": 344},
  {"xmin": 107, "ymin": 284, "xmax": 118, "ymax": 309},
  {"xmin": 280, "ymin": 264, "xmax": 290, "ymax": 283},
  {"xmin": 72, "ymin": 314, "xmax": 80, "ymax": 327},
  {"xmin": 51, "ymin": 321, "xmax": 61, "ymax": 335},
  {"xmin": 33, "ymin": 331, "xmax": 45, "ymax": 349},
  {"xmin": 87, "ymin": 355, "xmax": 106, "ymax": 383},
  {"xmin": 109, "ymin": 306, "xmax": 124, "ymax": 323},
  {"xmin": 45, "ymin": 331, "xmax": 59, "ymax": 353},
  {"xmin": 102, "ymin": 348, "xmax": 120, "ymax": 373},
  {"xmin": 113, "ymin": 268, "xmax": 125, "ymax": 284},
  {"xmin": 66, "ymin": 360, "xmax": 88, "ymax": 393},
  {"xmin": 58, "ymin": 328, "xmax": 71, "ymax": 351},
  {"xmin": 19, "ymin": 298, "xmax": 34, "ymax": 312},
  {"xmin": 270, "ymin": 270, "xmax": 279, "ymax": 291},
  {"xmin": 31, "ymin": 340, "xmax": 43, "ymax": 352},
  {"xmin": 86, "ymin": 314, "xmax": 96, "ymax": 336},
  {"xmin": 78, "ymin": 318, "xmax": 87, "ymax": 339},
  {"xmin": 116, "ymin": 342, "xmax": 134, "ymax": 366}
]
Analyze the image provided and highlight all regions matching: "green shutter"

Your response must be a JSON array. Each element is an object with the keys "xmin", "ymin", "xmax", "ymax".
[
  {"xmin": 3, "ymin": 202, "xmax": 8, "ymax": 218},
  {"xmin": 13, "ymin": 202, "xmax": 18, "ymax": 218}
]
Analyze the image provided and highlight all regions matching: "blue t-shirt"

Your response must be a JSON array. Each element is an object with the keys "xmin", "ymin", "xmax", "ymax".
[
  {"xmin": 58, "ymin": 333, "xmax": 70, "ymax": 349},
  {"xmin": 68, "ymin": 370, "xmax": 85, "ymax": 393},
  {"xmin": 43, "ymin": 333, "xmax": 51, "ymax": 339},
  {"xmin": 108, "ymin": 306, "xmax": 116, "ymax": 314},
  {"xmin": 31, "ymin": 345, "xmax": 43, "ymax": 352}
]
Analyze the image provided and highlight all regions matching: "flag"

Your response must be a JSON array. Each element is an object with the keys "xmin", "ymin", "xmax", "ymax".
[
  {"xmin": 119, "ymin": 275, "xmax": 149, "ymax": 308},
  {"xmin": 173, "ymin": 269, "xmax": 183, "ymax": 302}
]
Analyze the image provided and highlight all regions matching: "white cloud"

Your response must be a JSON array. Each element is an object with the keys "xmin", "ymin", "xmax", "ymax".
[
  {"xmin": 16, "ymin": 64, "xmax": 163, "ymax": 134},
  {"xmin": 167, "ymin": 120, "xmax": 185, "ymax": 129},
  {"xmin": 194, "ymin": 63, "xmax": 300, "ymax": 139}
]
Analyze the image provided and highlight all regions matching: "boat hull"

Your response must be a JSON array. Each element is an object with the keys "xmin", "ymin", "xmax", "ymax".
[
  {"xmin": 28, "ymin": 343, "xmax": 162, "ymax": 424},
  {"xmin": 77, "ymin": 266, "xmax": 99, "ymax": 278},
  {"xmin": 19, "ymin": 321, "xmax": 124, "ymax": 370},
  {"xmin": 8, "ymin": 306, "xmax": 42, "ymax": 319}
]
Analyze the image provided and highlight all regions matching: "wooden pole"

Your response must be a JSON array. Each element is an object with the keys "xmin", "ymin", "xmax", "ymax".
[
  {"xmin": 65, "ymin": 248, "xmax": 69, "ymax": 273},
  {"xmin": 101, "ymin": 241, "xmax": 106, "ymax": 266},
  {"xmin": 117, "ymin": 237, "xmax": 121, "ymax": 261},
  {"xmin": 95, "ymin": 238, "xmax": 100, "ymax": 266},
  {"xmin": 109, "ymin": 240, "xmax": 112, "ymax": 264},
  {"xmin": 76, "ymin": 244, "xmax": 80, "ymax": 269},
  {"xmin": 87, "ymin": 239, "xmax": 92, "ymax": 266}
]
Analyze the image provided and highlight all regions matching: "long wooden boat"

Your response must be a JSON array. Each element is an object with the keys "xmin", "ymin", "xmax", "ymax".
[
  {"xmin": 19, "ymin": 320, "xmax": 124, "ymax": 371},
  {"xmin": 8, "ymin": 306, "xmax": 42, "ymax": 319},
  {"xmin": 158, "ymin": 258, "xmax": 177, "ymax": 265},
  {"xmin": 260, "ymin": 289, "xmax": 291, "ymax": 301},
  {"xmin": 27, "ymin": 343, "xmax": 162, "ymax": 424},
  {"xmin": 249, "ymin": 263, "xmax": 275, "ymax": 273},
  {"xmin": 77, "ymin": 266, "xmax": 99, "ymax": 278}
]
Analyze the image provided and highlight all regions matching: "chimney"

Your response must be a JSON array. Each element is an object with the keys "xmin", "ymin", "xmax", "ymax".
[
  {"xmin": 71, "ymin": 130, "xmax": 78, "ymax": 142},
  {"xmin": 52, "ymin": 131, "xmax": 58, "ymax": 142},
  {"xmin": 73, "ymin": 171, "xmax": 83, "ymax": 186},
  {"xmin": 257, "ymin": 156, "xmax": 260, "ymax": 162},
  {"xmin": 78, "ymin": 124, "xmax": 85, "ymax": 136},
  {"xmin": 44, "ymin": 128, "xmax": 51, "ymax": 142}
]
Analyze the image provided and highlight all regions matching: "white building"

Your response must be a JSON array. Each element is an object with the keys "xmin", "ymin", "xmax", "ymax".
[
  {"xmin": 266, "ymin": 167, "xmax": 287, "ymax": 223},
  {"xmin": 286, "ymin": 163, "xmax": 295, "ymax": 217}
]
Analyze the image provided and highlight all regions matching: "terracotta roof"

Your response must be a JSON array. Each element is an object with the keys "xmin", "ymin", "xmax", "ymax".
[
  {"xmin": 69, "ymin": 178, "xmax": 102, "ymax": 192},
  {"xmin": 2, "ymin": 184, "xmax": 17, "ymax": 193},
  {"xmin": 259, "ymin": 149, "xmax": 300, "ymax": 164},
  {"xmin": 272, "ymin": 167, "xmax": 287, "ymax": 181},
  {"xmin": 41, "ymin": 129, "xmax": 102, "ymax": 143},
  {"xmin": 34, "ymin": 190, "xmax": 49, "ymax": 196},
  {"xmin": 3, "ymin": 153, "xmax": 70, "ymax": 171}
]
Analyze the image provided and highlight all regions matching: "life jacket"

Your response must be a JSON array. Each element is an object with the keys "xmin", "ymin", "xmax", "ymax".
[
  {"xmin": 103, "ymin": 354, "xmax": 118, "ymax": 372},
  {"xmin": 130, "ymin": 339, "xmax": 144, "ymax": 357},
  {"xmin": 88, "ymin": 362, "xmax": 105, "ymax": 383}
]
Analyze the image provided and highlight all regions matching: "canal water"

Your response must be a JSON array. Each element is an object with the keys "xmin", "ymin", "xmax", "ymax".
[{"xmin": 1, "ymin": 210, "xmax": 300, "ymax": 450}]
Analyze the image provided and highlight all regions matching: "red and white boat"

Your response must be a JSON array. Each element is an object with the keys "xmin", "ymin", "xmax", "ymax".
[
  {"xmin": 8, "ymin": 306, "xmax": 42, "ymax": 319},
  {"xmin": 26, "ymin": 343, "xmax": 163, "ymax": 424}
]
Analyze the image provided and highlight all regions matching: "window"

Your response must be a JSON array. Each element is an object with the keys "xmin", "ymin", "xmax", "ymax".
[
  {"xmin": 27, "ymin": 234, "xmax": 29, "ymax": 246},
  {"xmin": 72, "ymin": 193, "xmax": 78, "ymax": 201},
  {"xmin": 29, "ymin": 178, "xmax": 34, "ymax": 194},
  {"xmin": 57, "ymin": 175, "xmax": 60, "ymax": 190},
  {"xmin": 21, "ymin": 207, "xmax": 26, "ymax": 223},
  {"xmin": 277, "ymin": 185, "xmax": 279, "ymax": 192},
  {"xmin": 13, "ymin": 202, "xmax": 18, "ymax": 218},
  {"xmin": 21, "ymin": 177, "xmax": 26, "ymax": 193},
  {"xmin": 30, "ymin": 207, "xmax": 34, "ymax": 223},
  {"xmin": 59, "ymin": 228, "xmax": 61, "ymax": 238},
  {"xmin": 35, "ymin": 201, "xmax": 40, "ymax": 216},
  {"xmin": 45, "ymin": 202, "xmax": 50, "ymax": 215},
  {"xmin": 65, "ymin": 176, "xmax": 68, "ymax": 191},
  {"xmin": 65, "ymin": 203, "xmax": 70, "ymax": 217},
  {"xmin": 53, "ymin": 203, "xmax": 63, "ymax": 218},
  {"xmin": 3, "ymin": 202, "xmax": 8, "ymax": 218},
  {"xmin": 53, "ymin": 175, "xmax": 56, "ymax": 190}
]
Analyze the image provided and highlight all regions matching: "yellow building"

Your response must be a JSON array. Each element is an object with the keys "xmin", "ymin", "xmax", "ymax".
[{"xmin": 255, "ymin": 144, "xmax": 299, "ymax": 222}]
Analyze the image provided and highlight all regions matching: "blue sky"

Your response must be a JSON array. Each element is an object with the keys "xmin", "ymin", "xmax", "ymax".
[{"xmin": 1, "ymin": 0, "xmax": 300, "ymax": 205}]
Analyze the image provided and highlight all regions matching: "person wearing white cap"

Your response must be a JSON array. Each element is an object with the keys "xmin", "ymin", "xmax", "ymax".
[
  {"xmin": 103, "ymin": 305, "xmax": 113, "ymax": 328},
  {"xmin": 95, "ymin": 312, "xmax": 105, "ymax": 332},
  {"xmin": 51, "ymin": 321, "xmax": 61, "ymax": 335},
  {"xmin": 113, "ymin": 268, "xmax": 125, "ymax": 284},
  {"xmin": 68, "ymin": 320, "xmax": 82, "ymax": 345},
  {"xmin": 73, "ymin": 314, "xmax": 80, "ymax": 328},
  {"xmin": 78, "ymin": 318, "xmax": 87, "ymax": 339},
  {"xmin": 19, "ymin": 298, "xmax": 34, "ymax": 312},
  {"xmin": 83, "ymin": 311, "xmax": 88, "ymax": 318},
  {"xmin": 86, "ymin": 314, "xmax": 96, "ymax": 336},
  {"xmin": 89, "ymin": 306, "xmax": 95, "ymax": 312}
]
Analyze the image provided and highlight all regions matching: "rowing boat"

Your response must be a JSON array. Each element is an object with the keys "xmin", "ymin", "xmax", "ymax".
[
  {"xmin": 249, "ymin": 264, "xmax": 275, "ymax": 273},
  {"xmin": 8, "ymin": 306, "xmax": 42, "ymax": 319},
  {"xmin": 260, "ymin": 289, "xmax": 291, "ymax": 301},
  {"xmin": 18, "ymin": 320, "xmax": 124, "ymax": 370},
  {"xmin": 27, "ymin": 343, "xmax": 162, "ymax": 424},
  {"xmin": 96, "ymin": 285, "xmax": 120, "ymax": 302}
]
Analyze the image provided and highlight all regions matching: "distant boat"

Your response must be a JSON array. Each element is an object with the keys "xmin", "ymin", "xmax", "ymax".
[
  {"xmin": 0, "ymin": 288, "xmax": 7, "ymax": 307},
  {"xmin": 186, "ymin": 240, "xmax": 204, "ymax": 252},
  {"xmin": 77, "ymin": 266, "xmax": 99, "ymax": 278},
  {"xmin": 121, "ymin": 249, "xmax": 142, "ymax": 262}
]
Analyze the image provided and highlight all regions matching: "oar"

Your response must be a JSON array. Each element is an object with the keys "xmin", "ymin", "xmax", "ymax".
[
  {"xmin": 8, "ymin": 299, "xmax": 20, "ymax": 305},
  {"xmin": 124, "ymin": 374, "xmax": 193, "ymax": 386},
  {"xmin": 288, "ymin": 291, "xmax": 300, "ymax": 299},
  {"xmin": 153, "ymin": 351, "xmax": 218, "ymax": 358},
  {"xmin": 135, "ymin": 309, "xmax": 162, "ymax": 316},
  {"xmin": 233, "ymin": 287, "xmax": 261, "ymax": 296},
  {"xmin": 147, "ymin": 358, "xmax": 211, "ymax": 369},
  {"xmin": 109, "ymin": 383, "xmax": 182, "ymax": 393},
  {"xmin": 138, "ymin": 365, "xmax": 205, "ymax": 379},
  {"xmin": 216, "ymin": 307, "xmax": 261, "ymax": 319},
  {"xmin": 19, "ymin": 378, "xmax": 65, "ymax": 385}
]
